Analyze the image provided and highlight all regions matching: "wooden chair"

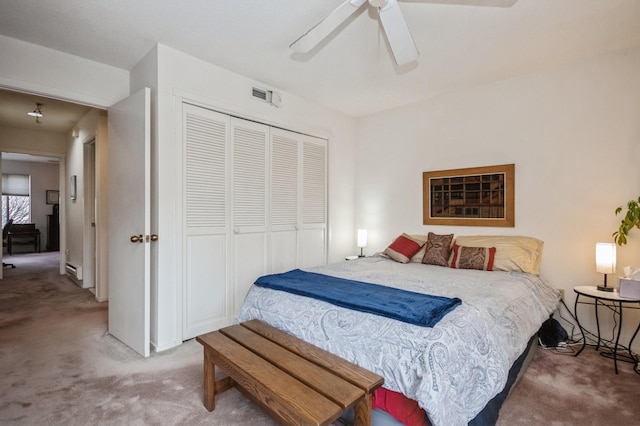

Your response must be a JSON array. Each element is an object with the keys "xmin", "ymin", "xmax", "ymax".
[{"xmin": 2, "ymin": 219, "xmax": 15, "ymax": 269}]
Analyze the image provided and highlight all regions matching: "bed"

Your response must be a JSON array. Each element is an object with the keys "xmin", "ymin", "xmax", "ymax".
[{"xmin": 236, "ymin": 233, "xmax": 560, "ymax": 426}]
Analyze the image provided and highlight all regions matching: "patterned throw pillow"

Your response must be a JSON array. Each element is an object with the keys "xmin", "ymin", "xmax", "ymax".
[
  {"xmin": 454, "ymin": 235, "xmax": 544, "ymax": 275},
  {"xmin": 450, "ymin": 244, "xmax": 496, "ymax": 271},
  {"xmin": 384, "ymin": 234, "xmax": 425, "ymax": 264},
  {"xmin": 421, "ymin": 232, "xmax": 454, "ymax": 267}
]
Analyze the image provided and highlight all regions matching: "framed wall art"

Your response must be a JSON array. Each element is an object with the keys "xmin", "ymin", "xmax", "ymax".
[
  {"xmin": 423, "ymin": 164, "xmax": 515, "ymax": 227},
  {"xmin": 46, "ymin": 190, "xmax": 59, "ymax": 205}
]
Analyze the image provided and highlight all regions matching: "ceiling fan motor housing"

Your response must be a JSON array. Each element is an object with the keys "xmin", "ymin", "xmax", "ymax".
[{"xmin": 368, "ymin": 0, "xmax": 388, "ymax": 7}]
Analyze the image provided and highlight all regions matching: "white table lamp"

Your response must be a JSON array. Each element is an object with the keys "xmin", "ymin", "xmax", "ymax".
[
  {"xmin": 595, "ymin": 242, "xmax": 616, "ymax": 292},
  {"xmin": 357, "ymin": 229, "xmax": 368, "ymax": 257}
]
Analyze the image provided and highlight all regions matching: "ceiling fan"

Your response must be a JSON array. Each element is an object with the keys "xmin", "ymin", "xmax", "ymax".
[{"xmin": 290, "ymin": 0, "xmax": 517, "ymax": 66}]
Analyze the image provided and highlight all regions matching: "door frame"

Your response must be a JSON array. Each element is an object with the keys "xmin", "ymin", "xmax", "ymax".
[
  {"xmin": 0, "ymin": 86, "xmax": 106, "ymax": 299},
  {"xmin": 0, "ymin": 150, "xmax": 67, "ymax": 279},
  {"xmin": 82, "ymin": 138, "xmax": 97, "ymax": 291}
]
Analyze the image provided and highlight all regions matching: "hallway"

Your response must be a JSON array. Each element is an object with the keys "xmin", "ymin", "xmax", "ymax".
[
  {"xmin": 3, "ymin": 251, "xmax": 60, "ymax": 274},
  {"xmin": 0, "ymin": 251, "xmax": 273, "ymax": 425}
]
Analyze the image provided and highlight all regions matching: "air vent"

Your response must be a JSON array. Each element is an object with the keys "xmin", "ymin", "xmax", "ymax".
[
  {"xmin": 65, "ymin": 262, "xmax": 83, "ymax": 285},
  {"xmin": 252, "ymin": 87, "xmax": 268, "ymax": 101},
  {"xmin": 251, "ymin": 87, "xmax": 281, "ymax": 108}
]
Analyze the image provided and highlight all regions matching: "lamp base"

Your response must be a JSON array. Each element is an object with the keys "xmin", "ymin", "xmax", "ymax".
[{"xmin": 597, "ymin": 285, "xmax": 614, "ymax": 292}]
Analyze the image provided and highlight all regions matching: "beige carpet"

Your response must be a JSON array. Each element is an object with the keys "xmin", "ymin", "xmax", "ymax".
[{"xmin": 1, "ymin": 252, "xmax": 639, "ymax": 425}]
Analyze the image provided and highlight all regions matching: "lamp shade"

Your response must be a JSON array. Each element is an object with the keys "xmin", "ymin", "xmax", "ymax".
[
  {"xmin": 595, "ymin": 243, "xmax": 616, "ymax": 274},
  {"xmin": 357, "ymin": 229, "xmax": 368, "ymax": 248}
]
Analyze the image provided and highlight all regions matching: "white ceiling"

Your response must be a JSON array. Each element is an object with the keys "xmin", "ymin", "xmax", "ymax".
[
  {"xmin": 0, "ymin": 88, "xmax": 92, "ymax": 134},
  {"xmin": 0, "ymin": 0, "xmax": 639, "ymax": 118},
  {"xmin": 1, "ymin": 152, "xmax": 60, "ymax": 164}
]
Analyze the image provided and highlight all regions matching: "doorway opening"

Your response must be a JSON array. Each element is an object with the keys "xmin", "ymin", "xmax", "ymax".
[
  {"xmin": 0, "ymin": 88, "xmax": 102, "ymax": 299},
  {"xmin": 1, "ymin": 152, "xmax": 63, "ymax": 280}
]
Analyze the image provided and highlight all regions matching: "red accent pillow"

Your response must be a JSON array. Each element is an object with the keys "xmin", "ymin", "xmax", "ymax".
[
  {"xmin": 450, "ymin": 244, "xmax": 496, "ymax": 271},
  {"xmin": 373, "ymin": 387, "xmax": 428, "ymax": 426},
  {"xmin": 383, "ymin": 234, "xmax": 425, "ymax": 264}
]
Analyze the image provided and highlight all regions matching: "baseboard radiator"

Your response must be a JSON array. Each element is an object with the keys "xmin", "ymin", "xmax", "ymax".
[{"xmin": 65, "ymin": 262, "xmax": 83, "ymax": 286}]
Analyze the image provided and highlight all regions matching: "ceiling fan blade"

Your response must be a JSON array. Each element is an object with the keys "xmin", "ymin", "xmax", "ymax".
[
  {"xmin": 418, "ymin": 0, "xmax": 517, "ymax": 7},
  {"xmin": 378, "ymin": 0, "xmax": 419, "ymax": 65},
  {"xmin": 290, "ymin": 0, "xmax": 367, "ymax": 53}
]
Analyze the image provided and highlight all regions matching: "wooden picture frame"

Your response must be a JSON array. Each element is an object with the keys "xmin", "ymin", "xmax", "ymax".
[
  {"xmin": 46, "ymin": 190, "xmax": 59, "ymax": 205},
  {"xmin": 423, "ymin": 164, "xmax": 514, "ymax": 227}
]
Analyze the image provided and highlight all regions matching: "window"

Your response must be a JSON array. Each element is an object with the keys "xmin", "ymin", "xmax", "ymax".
[{"xmin": 2, "ymin": 173, "xmax": 31, "ymax": 228}]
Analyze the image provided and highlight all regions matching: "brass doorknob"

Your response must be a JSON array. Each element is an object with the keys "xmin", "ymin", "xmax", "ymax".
[
  {"xmin": 130, "ymin": 234, "xmax": 143, "ymax": 243},
  {"xmin": 149, "ymin": 234, "xmax": 158, "ymax": 241}
]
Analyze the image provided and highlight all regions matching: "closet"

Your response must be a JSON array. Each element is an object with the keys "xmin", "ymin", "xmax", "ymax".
[{"xmin": 182, "ymin": 103, "xmax": 327, "ymax": 339}]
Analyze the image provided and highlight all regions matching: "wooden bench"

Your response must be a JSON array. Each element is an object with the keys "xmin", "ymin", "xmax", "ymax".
[{"xmin": 196, "ymin": 319, "xmax": 384, "ymax": 426}]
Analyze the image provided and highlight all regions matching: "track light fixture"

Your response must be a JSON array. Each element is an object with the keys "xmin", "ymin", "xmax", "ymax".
[{"xmin": 27, "ymin": 103, "xmax": 44, "ymax": 123}]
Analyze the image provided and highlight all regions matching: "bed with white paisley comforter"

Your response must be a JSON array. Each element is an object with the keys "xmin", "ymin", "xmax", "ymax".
[{"xmin": 236, "ymin": 255, "xmax": 560, "ymax": 426}]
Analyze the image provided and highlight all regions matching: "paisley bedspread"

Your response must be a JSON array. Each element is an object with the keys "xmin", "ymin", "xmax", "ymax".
[{"xmin": 236, "ymin": 255, "xmax": 560, "ymax": 426}]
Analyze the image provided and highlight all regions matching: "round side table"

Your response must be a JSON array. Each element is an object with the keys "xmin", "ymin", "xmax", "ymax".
[{"xmin": 573, "ymin": 286, "xmax": 640, "ymax": 374}]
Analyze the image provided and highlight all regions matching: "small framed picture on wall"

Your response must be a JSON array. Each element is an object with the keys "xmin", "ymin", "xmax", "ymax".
[{"xmin": 46, "ymin": 190, "xmax": 59, "ymax": 205}]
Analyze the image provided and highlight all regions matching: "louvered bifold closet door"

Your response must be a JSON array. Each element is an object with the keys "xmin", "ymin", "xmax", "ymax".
[
  {"xmin": 270, "ymin": 128, "xmax": 300, "ymax": 273},
  {"xmin": 231, "ymin": 117, "xmax": 269, "ymax": 314},
  {"xmin": 300, "ymin": 136, "xmax": 328, "ymax": 267},
  {"xmin": 182, "ymin": 104, "xmax": 232, "ymax": 340}
]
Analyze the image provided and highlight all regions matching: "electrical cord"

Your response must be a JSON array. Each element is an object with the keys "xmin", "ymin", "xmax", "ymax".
[
  {"xmin": 556, "ymin": 298, "xmax": 578, "ymax": 341},
  {"xmin": 564, "ymin": 294, "xmax": 640, "ymax": 375}
]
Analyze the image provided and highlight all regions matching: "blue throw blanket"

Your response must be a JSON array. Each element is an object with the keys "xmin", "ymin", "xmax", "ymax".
[{"xmin": 254, "ymin": 269, "xmax": 461, "ymax": 327}]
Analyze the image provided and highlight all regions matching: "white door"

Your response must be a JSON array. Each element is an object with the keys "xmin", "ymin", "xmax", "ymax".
[
  {"xmin": 231, "ymin": 117, "xmax": 269, "ymax": 314},
  {"xmin": 107, "ymin": 88, "xmax": 151, "ymax": 357},
  {"xmin": 182, "ymin": 104, "xmax": 232, "ymax": 340},
  {"xmin": 270, "ymin": 130, "xmax": 328, "ymax": 271},
  {"xmin": 270, "ymin": 128, "xmax": 300, "ymax": 273},
  {"xmin": 300, "ymin": 137, "xmax": 328, "ymax": 267}
]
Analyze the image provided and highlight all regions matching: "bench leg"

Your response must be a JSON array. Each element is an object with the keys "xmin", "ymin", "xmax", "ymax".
[
  {"xmin": 203, "ymin": 349, "xmax": 216, "ymax": 411},
  {"xmin": 203, "ymin": 348, "xmax": 236, "ymax": 412},
  {"xmin": 353, "ymin": 393, "xmax": 373, "ymax": 426}
]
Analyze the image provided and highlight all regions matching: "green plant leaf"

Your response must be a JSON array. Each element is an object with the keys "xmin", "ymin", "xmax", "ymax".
[{"xmin": 613, "ymin": 197, "xmax": 640, "ymax": 245}]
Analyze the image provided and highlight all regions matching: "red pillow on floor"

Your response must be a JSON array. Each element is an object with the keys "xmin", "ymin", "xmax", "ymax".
[{"xmin": 373, "ymin": 387, "xmax": 428, "ymax": 426}]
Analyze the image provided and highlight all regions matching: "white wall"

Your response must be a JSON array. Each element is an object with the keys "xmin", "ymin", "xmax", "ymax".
[
  {"xmin": 1, "ymin": 159, "xmax": 59, "ymax": 243},
  {"xmin": 129, "ymin": 44, "xmax": 358, "ymax": 351},
  {"xmin": 66, "ymin": 122, "xmax": 85, "ymax": 271},
  {"xmin": 0, "ymin": 36, "xmax": 127, "ymax": 296},
  {"xmin": 355, "ymin": 47, "xmax": 640, "ymax": 351},
  {"xmin": 65, "ymin": 109, "xmax": 105, "ymax": 291},
  {"xmin": 0, "ymin": 35, "xmax": 129, "ymax": 108},
  {"xmin": 0, "ymin": 126, "xmax": 66, "ymax": 157},
  {"xmin": 93, "ymin": 112, "xmax": 109, "ymax": 301}
]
